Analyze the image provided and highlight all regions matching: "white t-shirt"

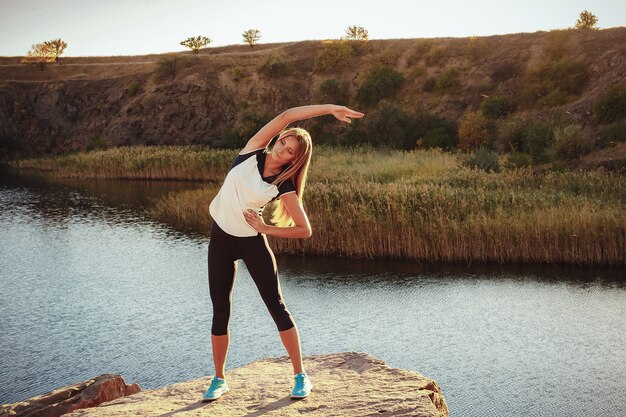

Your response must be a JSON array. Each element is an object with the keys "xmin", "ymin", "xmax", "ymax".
[{"xmin": 209, "ymin": 147, "xmax": 297, "ymax": 237}]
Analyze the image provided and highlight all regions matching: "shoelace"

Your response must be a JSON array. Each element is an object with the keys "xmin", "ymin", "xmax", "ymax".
[{"xmin": 210, "ymin": 378, "xmax": 224, "ymax": 390}]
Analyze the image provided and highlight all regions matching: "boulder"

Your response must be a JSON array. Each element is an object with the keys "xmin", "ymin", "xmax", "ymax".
[{"xmin": 1, "ymin": 374, "xmax": 140, "ymax": 417}]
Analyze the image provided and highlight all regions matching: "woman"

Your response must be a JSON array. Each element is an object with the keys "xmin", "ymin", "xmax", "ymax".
[{"xmin": 202, "ymin": 104, "xmax": 364, "ymax": 402}]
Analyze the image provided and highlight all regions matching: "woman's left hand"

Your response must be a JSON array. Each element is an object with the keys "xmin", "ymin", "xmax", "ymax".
[{"xmin": 244, "ymin": 209, "xmax": 267, "ymax": 233}]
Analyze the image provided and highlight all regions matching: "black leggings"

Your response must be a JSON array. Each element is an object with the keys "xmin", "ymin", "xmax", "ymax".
[{"xmin": 208, "ymin": 221, "xmax": 295, "ymax": 336}]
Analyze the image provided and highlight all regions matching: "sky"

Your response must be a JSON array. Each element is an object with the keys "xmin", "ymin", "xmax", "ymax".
[{"xmin": 0, "ymin": 0, "xmax": 624, "ymax": 57}]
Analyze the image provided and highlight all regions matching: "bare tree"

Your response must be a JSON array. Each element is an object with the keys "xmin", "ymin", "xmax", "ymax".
[
  {"xmin": 343, "ymin": 26, "xmax": 369, "ymax": 41},
  {"xmin": 180, "ymin": 36, "xmax": 212, "ymax": 54},
  {"xmin": 242, "ymin": 29, "xmax": 261, "ymax": 48},
  {"xmin": 22, "ymin": 43, "xmax": 55, "ymax": 70},
  {"xmin": 575, "ymin": 10, "xmax": 598, "ymax": 29},
  {"xmin": 43, "ymin": 38, "xmax": 67, "ymax": 62}
]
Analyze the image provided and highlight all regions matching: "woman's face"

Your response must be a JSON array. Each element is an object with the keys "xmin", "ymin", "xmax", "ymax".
[{"xmin": 271, "ymin": 135, "xmax": 301, "ymax": 165}]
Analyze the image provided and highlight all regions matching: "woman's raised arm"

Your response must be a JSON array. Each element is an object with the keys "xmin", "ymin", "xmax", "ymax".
[{"xmin": 239, "ymin": 104, "xmax": 364, "ymax": 154}]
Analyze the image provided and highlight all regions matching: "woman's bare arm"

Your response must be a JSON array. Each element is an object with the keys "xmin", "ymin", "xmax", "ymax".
[
  {"xmin": 243, "ymin": 193, "xmax": 312, "ymax": 238},
  {"xmin": 239, "ymin": 104, "xmax": 364, "ymax": 154}
]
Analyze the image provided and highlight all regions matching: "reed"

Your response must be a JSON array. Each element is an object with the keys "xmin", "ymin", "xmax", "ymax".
[
  {"xmin": 12, "ymin": 145, "xmax": 625, "ymax": 265},
  {"xmin": 13, "ymin": 145, "xmax": 235, "ymax": 181}
]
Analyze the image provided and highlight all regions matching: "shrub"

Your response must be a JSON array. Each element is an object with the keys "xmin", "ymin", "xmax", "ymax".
[
  {"xmin": 425, "ymin": 47, "xmax": 448, "ymax": 66},
  {"xmin": 597, "ymin": 123, "xmax": 626, "ymax": 148},
  {"xmin": 545, "ymin": 30, "xmax": 570, "ymax": 62},
  {"xmin": 242, "ymin": 29, "xmax": 261, "ymax": 48},
  {"xmin": 362, "ymin": 102, "xmax": 413, "ymax": 149},
  {"xmin": 126, "ymin": 81, "xmax": 141, "ymax": 97},
  {"xmin": 180, "ymin": 36, "xmax": 211, "ymax": 54},
  {"xmin": 550, "ymin": 125, "xmax": 593, "ymax": 161},
  {"xmin": 434, "ymin": 67, "xmax": 460, "ymax": 93},
  {"xmin": 523, "ymin": 59, "xmax": 589, "ymax": 107},
  {"xmin": 258, "ymin": 52, "xmax": 291, "ymax": 78},
  {"xmin": 229, "ymin": 65, "xmax": 249, "ymax": 82},
  {"xmin": 594, "ymin": 85, "xmax": 626, "ymax": 124},
  {"xmin": 458, "ymin": 111, "xmax": 489, "ymax": 151},
  {"xmin": 319, "ymin": 79, "xmax": 349, "ymax": 104},
  {"xmin": 87, "ymin": 135, "xmax": 110, "ymax": 151},
  {"xmin": 503, "ymin": 151, "xmax": 533, "ymax": 169},
  {"xmin": 463, "ymin": 147, "xmax": 500, "ymax": 172},
  {"xmin": 491, "ymin": 62, "xmax": 522, "ymax": 83},
  {"xmin": 422, "ymin": 77, "xmax": 436, "ymax": 92},
  {"xmin": 407, "ymin": 40, "xmax": 432, "ymax": 65},
  {"xmin": 343, "ymin": 25, "xmax": 369, "ymax": 41},
  {"xmin": 480, "ymin": 96, "xmax": 514, "ymax": 119},
  {"xmin": 372, "ymin": 46, "xmax": 402, "ymax": 66},
  {"xmin": 511, "ymin": 124, "xmax": 554, "ymax": 163},
  {"xmin": 465, "ymin": 36, "xmax": 488, "ymax": 62},
  {"xmin": 408, "ymin": 64, "xmax": 426, "ymax": 79},
  {"xmin": 0, "ymin": 134, "xmax": 23, "ymax": 161},
  {"xmin": 222, "ymin": 111, "xmax": 271, "ymax": 148},
  {"xmin": 314, "ymin": 40, "xmax": 356, "ymax": 73},
  {"xmin": 413, "ymin": 111, "xmax": 458, "ymax": 150},
  {"xmin": 575, "ymin": 10, "xmax": 599, "ymax": 30},
  {"xmin": 154, "ymin": 55, "xmax": 182, "ymax": 82},
  {"xmin": 356, "ymin": 65, "xmax": 404, "ymax": 107}
]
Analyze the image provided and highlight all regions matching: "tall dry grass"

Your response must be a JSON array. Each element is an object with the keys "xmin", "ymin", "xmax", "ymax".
[
  {"xmin": 12, "ymin": 145, "xmax": 625, "ymax": 265},
  {"xmin": 12, "ymin": 145, "xmax": 234, "ymax": 181}
]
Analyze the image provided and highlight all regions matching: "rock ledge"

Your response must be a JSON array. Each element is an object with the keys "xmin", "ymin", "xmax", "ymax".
[{"xmin": 4, "ymin": 352, "xmax": 448, "ymax": 417}]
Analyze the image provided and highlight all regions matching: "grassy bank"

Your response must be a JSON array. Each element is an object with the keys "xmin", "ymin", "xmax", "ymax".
[{"xmin": 11, "ymin": 146, "xmax": 626, "ymax": 265}]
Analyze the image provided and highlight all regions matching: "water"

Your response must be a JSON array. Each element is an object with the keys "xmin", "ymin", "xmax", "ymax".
[{"xmin": 1, "ymin": 173, "xmax": 624, "ymax": 417}]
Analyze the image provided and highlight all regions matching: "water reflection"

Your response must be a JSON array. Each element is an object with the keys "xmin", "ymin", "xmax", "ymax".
[{"xmin": 1, "ymin": 172, "xmax": 625, "ymax": 417}]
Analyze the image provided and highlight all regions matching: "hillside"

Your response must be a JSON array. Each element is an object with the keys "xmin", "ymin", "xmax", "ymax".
[{"xmin": 0, "ymin": 28, "xmax": 625, "ymax": 157}]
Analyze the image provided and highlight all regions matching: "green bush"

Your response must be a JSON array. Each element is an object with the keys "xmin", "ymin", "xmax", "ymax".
[
  {"xmin": 594, "ymin": 85, "xmax": 626, "ymax": 124},
  {"xmin": 597, "ymin": 123, "xmax": 626, "ymax": 148},
  {"xmin": 463, "ymin": 147, "xmax": 500, "ymax": 172},
  {"xmin": 126, "ymin": 81, "xmax": 141, "ymax": 97},
  {"xmin": 86, "ymin": 135, "xmax": 110, "ymax": 151},
  {"xmin": 523, "ymin": 59, "xmax": 589, "ymax": 107},
  {"xmin": 480, "ymin": 96, "xmax": 514, "ymax": 119},
  {"xmin": 434, "ymin": 67, "xmax": 460, "ymax": 93},
  {"xmin": 258, "ymin": 52, "xmax": 291, "ymax": 78},
  {"xmin": 502, "ymin": 122, "xmax": 554, "ymax": 163},
  {"xmin": 356, "ymin": 65, "xmax": 405, "ymax": 107},
  {"xmin": 550, "ymin": 125, "xmax": 593, "ymax": 161},
  {"xmin": 314, "ymin": 40, "xmax": 356, "ymax": 73},
  {"xmin": 319, "ymin": 79, "xmax": 349, "ymax": 104},
  {"xmin": 229, "ymin": 65, "xmax": 249, "ymax": 82},
  {"xmin": 221, "ymin": 111, "xmax": 271, "ymax": 148},
  {"xmin": 503, "ymin": 151, "xmax": 533, "ymax": 169},
  {"xmin": 362, "ymin": 102, "xmax": 413, "ymax": 149},
  {"xmin": 413, "ymin": 112, "xmax": 458, "ymax": 150}
]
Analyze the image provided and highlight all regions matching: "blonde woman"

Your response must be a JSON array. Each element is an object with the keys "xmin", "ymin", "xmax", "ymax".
[{"xmin": 202, "ymin": 104, "xmax": 364, "ymax": 401}]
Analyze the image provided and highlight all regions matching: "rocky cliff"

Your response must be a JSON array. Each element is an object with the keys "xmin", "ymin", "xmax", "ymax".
[
  {"xmin": 1, "ymin": 352, "xmax": 448, "ymax": 417},
  {"xmin": 0, "ymin": 28, "xmax": 624, "ymax": 156}
]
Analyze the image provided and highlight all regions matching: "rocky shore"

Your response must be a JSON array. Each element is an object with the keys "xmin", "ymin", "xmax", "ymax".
[{"xmin": 1, "ymin": 351, "xmax": 448, "ymax": 417}]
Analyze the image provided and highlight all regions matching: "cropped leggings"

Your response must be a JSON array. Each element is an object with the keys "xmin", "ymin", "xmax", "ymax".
[{"xmin": 208, "ymin": 221, "xmax": 295, "ymax": 336}]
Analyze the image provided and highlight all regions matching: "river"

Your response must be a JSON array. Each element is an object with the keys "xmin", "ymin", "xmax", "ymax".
[{"xmin": 0, "ymin": 173, "xmax": 624, "ymax": 417}]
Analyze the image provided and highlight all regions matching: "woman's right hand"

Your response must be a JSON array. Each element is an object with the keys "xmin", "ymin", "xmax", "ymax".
[{"xmin": 330, "ymin": 106, "xmax": 365, "ymax": 124}]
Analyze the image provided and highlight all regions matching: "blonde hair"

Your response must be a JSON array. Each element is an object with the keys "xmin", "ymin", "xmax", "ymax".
[{"xmin": 270, "ymin": 127, "xmax": 312, "ymax": 227}]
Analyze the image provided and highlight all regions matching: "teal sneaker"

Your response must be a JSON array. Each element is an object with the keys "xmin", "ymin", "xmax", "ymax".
[
  {"xmin": 202, "ymin": 376, "xmax": 230, "ymax": 402},
  {"xmin": 290, "ymin": 372, "xmax": 313, "ymax": 399}
]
